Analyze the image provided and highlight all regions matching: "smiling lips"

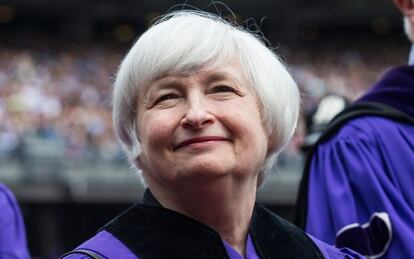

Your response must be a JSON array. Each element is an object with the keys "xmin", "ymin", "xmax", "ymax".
[{"xmin": 174, "ymin": 136, "xmax": 229, "ymax": 150}]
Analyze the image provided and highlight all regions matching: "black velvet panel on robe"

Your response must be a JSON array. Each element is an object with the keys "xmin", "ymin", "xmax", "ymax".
[{"xmin": 103, "ymin": 190, "xmax": 324, "ymax": 259}]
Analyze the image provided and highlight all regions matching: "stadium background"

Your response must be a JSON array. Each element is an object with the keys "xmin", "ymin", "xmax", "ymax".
[{"xmin": 0, "ymin": 0, "xmax": 408, "ymax": 258}]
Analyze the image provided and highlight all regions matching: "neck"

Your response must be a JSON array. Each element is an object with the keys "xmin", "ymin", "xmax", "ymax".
[{"xmin": 149, "ymin": 176, "xmax": 257, "ymax": 256}]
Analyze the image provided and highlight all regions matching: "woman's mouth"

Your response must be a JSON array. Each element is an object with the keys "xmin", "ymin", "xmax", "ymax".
[{"xmin": 174, "ymin": 136, "xmax": 229, "ymax": 150}]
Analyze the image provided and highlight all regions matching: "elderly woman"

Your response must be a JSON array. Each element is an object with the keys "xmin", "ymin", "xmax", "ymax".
[{"xmin": 62, "ymin": 11, "xmax": 362, "ymax": 259}]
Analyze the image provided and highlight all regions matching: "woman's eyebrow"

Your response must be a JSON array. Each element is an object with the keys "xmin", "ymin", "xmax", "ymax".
[
  {"xmin": 203, "ymin": 72, "xmax": 240, "ymax": 85},
  {"xmin": 154, "ymin": 77, "xmax": 184, "ymax": 89},
  {"xmin": 143, "ymin": 78, "xmax": 184, "ymax": 95}
]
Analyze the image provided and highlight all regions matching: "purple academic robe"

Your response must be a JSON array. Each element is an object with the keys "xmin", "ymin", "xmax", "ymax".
[
  {"xmin": 63, "ymin": 188, "xmax": 363, "ymax": 259},
  {"xmin": 306, "ymin": 66, "xmax": 414, "ymax": 258},
  {"xmin": 0, "ymin": 183, "xmax": 30, "ymax": 259},
  {"xmin": 63, "ymin": 230, "xmax": 362, "ymax": 259}
]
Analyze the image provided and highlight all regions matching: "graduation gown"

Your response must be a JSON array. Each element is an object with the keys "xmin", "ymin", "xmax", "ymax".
[
  {"xmin": 62, "ymin": 190, "xmax": 362, "ymax": 258},
  {"xmin": 296, "ymin": 66, "xmax": 414, "ymax": 258}
]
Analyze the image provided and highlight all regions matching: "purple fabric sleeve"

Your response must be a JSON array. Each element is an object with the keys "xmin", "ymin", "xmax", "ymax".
[
  {"xmin": 62, "ymin": 230, "xmax": 137, "ymax": 259},
  {"xmin": 306, "ymin": 117, "xmax": 414, "ymax": 258},
  {"xmin": 0, "ymin": 183, "xmax": 30, "ymax": 259}
]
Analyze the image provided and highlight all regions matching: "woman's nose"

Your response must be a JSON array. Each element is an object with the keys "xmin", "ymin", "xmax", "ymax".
[{"xmin": 180, "ymin": 97, "xmax": 214, "ymax": 130}]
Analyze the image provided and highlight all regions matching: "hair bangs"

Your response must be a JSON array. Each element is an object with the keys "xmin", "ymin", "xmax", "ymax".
[{"xmin": 129, "ymin": 13, "xmax": 239, "ymax": 89}]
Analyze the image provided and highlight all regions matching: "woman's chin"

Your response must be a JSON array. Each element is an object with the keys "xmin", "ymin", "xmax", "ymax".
[{"xmin": 184, "ymin": 154, "xmax": 235, "ymax": 172}]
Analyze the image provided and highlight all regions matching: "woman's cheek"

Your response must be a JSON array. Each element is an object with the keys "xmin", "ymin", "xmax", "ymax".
[{"xmin": 146, "ymin": 114, "xmax": 176, "ymax": 144}]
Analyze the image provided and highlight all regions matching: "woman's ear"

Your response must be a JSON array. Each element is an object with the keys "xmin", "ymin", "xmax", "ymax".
[{"xmin": 394, "ymin": 0, "xmax": 414, "ymax": 19}]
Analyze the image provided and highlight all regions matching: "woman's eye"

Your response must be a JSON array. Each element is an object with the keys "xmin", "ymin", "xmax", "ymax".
[
  {"xmin": 210, "ymin": 85, "xmax": 235, "ymax": 93},
  {"xmin": 155, "ymin": 94, "xmax": 178, "ymax": 104}
]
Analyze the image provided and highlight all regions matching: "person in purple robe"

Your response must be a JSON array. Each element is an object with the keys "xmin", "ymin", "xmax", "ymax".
[
  {"xmin": 0, "ymin": 183, "xmax": 30, "ymax": 259},
  {"xmin": 61, "ymin": 10, "xmax": 363, "ymax": 259},
  {"xmin": 295, "ymin": 0, "xmax": 414, "ymax": 258}
]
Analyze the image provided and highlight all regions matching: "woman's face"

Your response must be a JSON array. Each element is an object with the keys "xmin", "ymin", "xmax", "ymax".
[{"xmin": 136, "ymin": 61, "xmax": 271, "ymax": 188}]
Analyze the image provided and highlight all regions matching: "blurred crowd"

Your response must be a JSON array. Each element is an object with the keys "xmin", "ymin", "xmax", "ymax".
[
  {"xmin": 0, "ymin": 36, "xmax": 408, "ymax": 166},
  {"xmin": 0, "ymin": 40, "xmax": 124, "ymax": 163}
]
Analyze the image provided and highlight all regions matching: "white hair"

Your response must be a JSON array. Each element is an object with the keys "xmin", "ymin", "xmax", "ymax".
[{"xmin": 113, "ymin": 10, "xmax": 299, "ymax": 187}]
